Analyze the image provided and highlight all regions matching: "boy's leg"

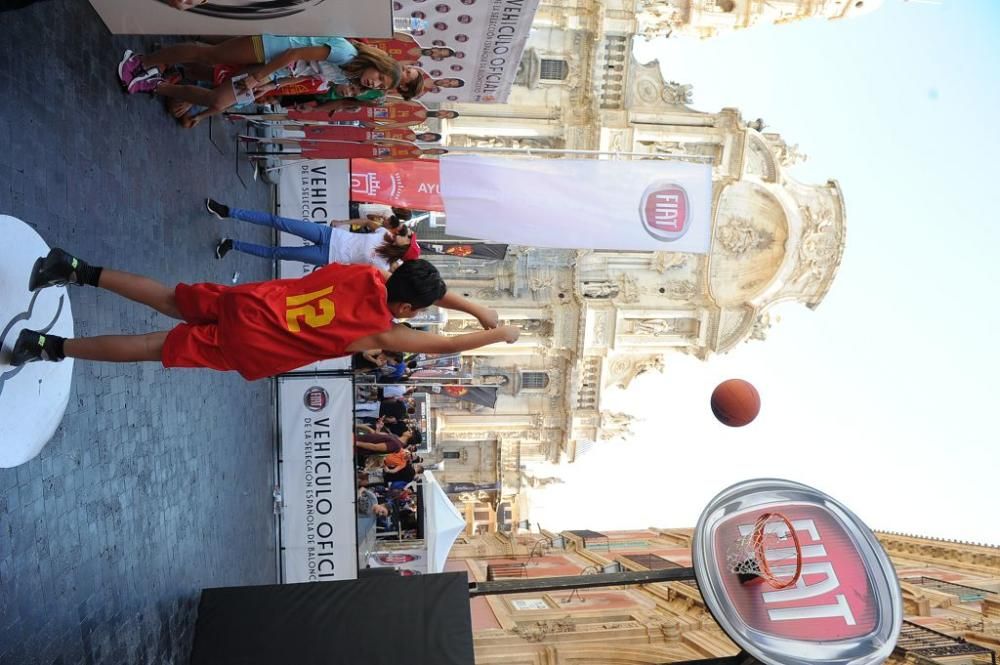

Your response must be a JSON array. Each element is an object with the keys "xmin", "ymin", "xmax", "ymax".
[
  {"xmin": 10, "ymin": 330, "xmax": 167, "ymax": 365},
  {"xmin": 29, "ymin": 248, "xmax": 181, "ymax": 319},
  {"xmin": 65, "ymin": 332, "xmax": 169, "ymax": 362},
  {"xmin": 98, "ymin": 270, "xmax": 182, "ymax": 319}
]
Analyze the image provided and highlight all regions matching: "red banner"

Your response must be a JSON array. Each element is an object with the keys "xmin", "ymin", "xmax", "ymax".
[{"xmin": 350, "ymin": 159, "xmax": 444, "ymax": 211}]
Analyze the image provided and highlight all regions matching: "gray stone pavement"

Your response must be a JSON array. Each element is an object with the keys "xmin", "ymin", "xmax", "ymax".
[{"xmin": 1, "ymin": 2, "xmax": 281, "ymax": 663}]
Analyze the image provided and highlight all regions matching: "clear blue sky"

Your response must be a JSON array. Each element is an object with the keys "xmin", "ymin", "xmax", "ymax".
[{"xmin": 528, "ymin": 1, "xmax": 1000, "ymax": 545}]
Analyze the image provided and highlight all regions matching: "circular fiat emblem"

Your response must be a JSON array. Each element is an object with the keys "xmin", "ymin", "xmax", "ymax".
[
  {"xmin": 639, "ymin": 181, "xmax": 690, "ymax": 242},
  {"xmin": 693, "ymin": 479, "xmax": 902, "ymax": 665},
  {"xmin": 0, "ymin": 215, "xmax": 75, "ymax": 468},
  {"xmin": 303, "ymin": 386, "xmax": 329, "ymax": 412}
]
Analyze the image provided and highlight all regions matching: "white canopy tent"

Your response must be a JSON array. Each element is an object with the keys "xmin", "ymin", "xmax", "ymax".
[{"xmin": 422, "ymin": 471, "xmax": 467, "ymax": 573}]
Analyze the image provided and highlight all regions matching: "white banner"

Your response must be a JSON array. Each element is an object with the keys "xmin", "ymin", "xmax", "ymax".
[
  {"xmin": 88, "ymin": 0, "xmax": 392, "ymax": 37},
  {"xmin": 276, "ymin": 159, "xmax": 351, "ymax": 280},
  {"xmin": 278, "ymin": 376, "xmax": 357, "ymax": 582},
  {"xmin": 440, "ymin": 155, "xmax": 714, "ymax": 252},
  {"xmin": 396, "ymin": 0, "xmax": 540, "ymax": 103}
]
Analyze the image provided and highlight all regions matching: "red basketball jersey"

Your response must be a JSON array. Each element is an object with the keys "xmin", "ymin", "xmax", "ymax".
[{"xmin": 217, "ymin": 263, "xmax": 393, "ymax": 380}]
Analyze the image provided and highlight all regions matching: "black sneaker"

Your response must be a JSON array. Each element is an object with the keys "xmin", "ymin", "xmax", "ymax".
[
  {"xmin": 10, "ymin": 329, "xmax": 64, "ymax": 365},
  {"xmin": 215, "ymin": 238, "xmax": 234, "ymax": 259},
  {"xmin": 205, "ymin": 198, "xmax": 230, "ymax": 220},
  {"xmin": 28, "ymin": 248, "xmax": 88, "ymax": 291}
]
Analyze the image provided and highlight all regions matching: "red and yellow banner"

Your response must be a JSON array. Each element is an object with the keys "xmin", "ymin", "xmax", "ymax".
[{"xmin": 350, "ymin": 159, "xmax": 444, "ymax": 211}]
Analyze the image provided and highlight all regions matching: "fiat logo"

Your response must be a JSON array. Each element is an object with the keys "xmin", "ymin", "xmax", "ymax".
[
  {"xmin": 303, "ymin": 386, "xmax": 329, "ymax": 412},
  {"xmin": 639, "ymin": 182, "xmax": 690, "ymax": 242}
]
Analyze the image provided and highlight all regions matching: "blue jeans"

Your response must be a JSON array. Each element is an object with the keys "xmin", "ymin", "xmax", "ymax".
[{"xmin": 229, "ymin": 207, "xmax": 332, "ymax": 266}]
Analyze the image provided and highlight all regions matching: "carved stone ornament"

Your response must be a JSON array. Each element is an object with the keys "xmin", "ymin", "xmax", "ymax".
[
  {"xmin": 513, "ymin": 618, "xmax": 576, "ymax": 642},
  {"xmin": 592, "ymin": 314, "xmax": 609, "ymax": 344},
  {"xmin": 614, "ymin": 355, "xmax": 665, "ymax": 389},
  {"xmin": 620, "ymin": 274, "xmax": 640, "ymax": 303},
  {"xmin": 529, "ymin": 275, "xmax": 554, "ymax": 293},
  {"xmin": 599, "ymin": 419, "xmax": 633, "ymax": 441},
  {"xmin": 637, "ymin": 78, "xmax": 661, "ymax": 104},
  {"xmin": 662, "ymin": 80, "xmax": 694, "ymax": 106},
  {"xmin": 772, "ymin": 139, "xmax": 807, "ymax": 167},
  {"xmin": 629, "ymin": 318, "xmax": 678, "ymax": 336},
  {"xmin": 475, "ymin": 288, "xmax": 506, "ymax": 300},
  {"xmin": 601, "ymin": 411, "xmax": 633, "ymax": 429},
  {"xmin": 662, "ymin": 280, "xmax": 697, "ymax": 299},
  {"xmin": 717, "ymin": 216, "xmax": 774, "ymax": 255},
  {"xmin": 748, "ymin": 313, "xmax": 772, "ymax": 342},
  {"xmin": 792, "ymin": 206, "xmax": 841, "ymax": 285},
  {"xmin": 651, "ymin": 252, "xmax": 689, "ymax": 273},
  {"xmin": 582, "ymin": 280, "xmax": 619, "ymax": 299}
]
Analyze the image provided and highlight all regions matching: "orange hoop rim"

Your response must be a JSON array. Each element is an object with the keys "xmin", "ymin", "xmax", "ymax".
[{"xmin": 751, "ymin": 512, "xmax": 803, "ymax": 589}]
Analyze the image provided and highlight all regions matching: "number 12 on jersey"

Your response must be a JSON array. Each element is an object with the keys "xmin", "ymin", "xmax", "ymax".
[{"xmin": 286, "ymin": 286, "xmax": 336, "ymax": 333}]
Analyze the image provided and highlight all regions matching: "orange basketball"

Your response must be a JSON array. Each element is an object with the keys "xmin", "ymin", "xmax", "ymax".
[{"xmin": 711, "ymin": 379, "xmax": 760, "ymax": 427}]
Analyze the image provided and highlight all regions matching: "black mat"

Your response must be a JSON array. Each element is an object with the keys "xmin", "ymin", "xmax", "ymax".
[{"xmin": 190, "ymin": 573, "xmax": 474, "ymax": 665}]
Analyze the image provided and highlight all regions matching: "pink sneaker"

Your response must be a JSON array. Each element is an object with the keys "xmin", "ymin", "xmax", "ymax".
[
  {"xmin": 128, "ymin": 72, "xmax": 165, "ymax": 94},
  {"xmin": 117, "ymin": 49, "xmax": 144, "ymax": 87}
]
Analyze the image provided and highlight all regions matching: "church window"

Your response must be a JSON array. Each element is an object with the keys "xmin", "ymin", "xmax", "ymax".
[
  {"xmin": 539, "ymin": 59, "xmax": 568, "ymax": 81},
  {"xmin": 521, "ymin": 371, "xmax": 549, "ymax": 389},
  {"xmin": 443, "ymin": 451, "xmax": 461, "ymax": 459}
]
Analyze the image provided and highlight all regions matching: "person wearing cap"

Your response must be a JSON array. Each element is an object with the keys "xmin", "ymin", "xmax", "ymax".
[{"xmin": 204, "ymin": 197, "xmax": 420, "ymax": 270}]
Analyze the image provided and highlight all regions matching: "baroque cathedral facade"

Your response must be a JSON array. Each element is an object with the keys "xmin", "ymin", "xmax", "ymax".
[{"xmin": 419, "ymin": 0, "xmax": 879, "ymax": 534}]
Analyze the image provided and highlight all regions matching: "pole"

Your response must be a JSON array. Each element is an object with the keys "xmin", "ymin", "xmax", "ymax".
[
  {"xmin": 468, "ymin": 566, "xmax": 696, "ymax": 597},
  {"xmin": 434, "ymin": 144, "xmax": 713, "ymax": 162}
]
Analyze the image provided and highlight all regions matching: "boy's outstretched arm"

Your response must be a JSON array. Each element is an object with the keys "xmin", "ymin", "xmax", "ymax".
[
  {"xmin": 435, "ymin": 291, "xmax": 499, "ymax": 329},
  {"xmin": 351, "ymin": 323, "xmax": 519, "ymax": 354}
]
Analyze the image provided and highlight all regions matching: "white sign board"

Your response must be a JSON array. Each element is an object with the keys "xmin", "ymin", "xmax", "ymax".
[
  {"xmin": 276, "ymin": 159, "xmax": 351, "ymax": 280},
  {"xmin": 396, "ymin": 0, "xmax": 540, "ymax": 103},
  {"xmin": 278, "ymin": 375, "xmax": 358, "ymax": 582},
  {"xmin": 89, "ymin": 0, "xmax": 392, "ymax": 37}
]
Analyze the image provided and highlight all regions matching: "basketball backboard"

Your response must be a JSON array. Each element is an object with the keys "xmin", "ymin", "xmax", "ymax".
[{"xmin": 693, "ymin": 479, "xmax": 902, "ymax": 665}]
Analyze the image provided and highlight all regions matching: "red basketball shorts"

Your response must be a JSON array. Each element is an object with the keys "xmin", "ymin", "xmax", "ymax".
[{"xmin": 161, "ymin": 283, "xmax": 232, "ymax": 372}]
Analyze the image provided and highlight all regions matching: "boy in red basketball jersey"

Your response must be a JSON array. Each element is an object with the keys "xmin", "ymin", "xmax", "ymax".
[{"xmin": 11, "ymin": 249, "xmax": 518, "ymax": 380}]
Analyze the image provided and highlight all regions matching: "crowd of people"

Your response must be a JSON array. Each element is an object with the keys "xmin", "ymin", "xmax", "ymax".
[
  {"xmin": 355, "ymin": 384, "xmax": 425, "ymax": 539},
  {"xmin": 115, "ymin": 32, "xmax": 450, "ymax": 129}
]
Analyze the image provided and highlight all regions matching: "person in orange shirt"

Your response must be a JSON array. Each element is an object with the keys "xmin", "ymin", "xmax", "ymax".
[{"xmin": 383, "ymin": 449, "xmax": 412, "ymax": 474}]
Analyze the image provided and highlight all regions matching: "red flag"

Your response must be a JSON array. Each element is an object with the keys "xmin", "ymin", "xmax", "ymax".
[{"xmin": 350, "ymin": 159, "xmax": 444, "ymax": 211}]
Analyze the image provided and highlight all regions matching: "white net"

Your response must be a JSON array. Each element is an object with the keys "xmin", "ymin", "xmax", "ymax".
[
  {"xmin": 725, "ymin": 512, "xmax": 802, "ymax": 589},
  {"xmin": 726, "ymin": 527, "xmax": 765, "ymax": 577}
]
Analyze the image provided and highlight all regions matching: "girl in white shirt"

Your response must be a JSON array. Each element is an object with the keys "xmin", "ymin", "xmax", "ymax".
[{"xmin": 204, "ymin": 198, "xmax": 420, "ymax": 268}]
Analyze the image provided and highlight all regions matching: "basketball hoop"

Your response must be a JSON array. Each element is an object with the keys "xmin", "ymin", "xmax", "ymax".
[{"xmin": 725, "ymin": 512, "xmax": 802, "ymax": 589}]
